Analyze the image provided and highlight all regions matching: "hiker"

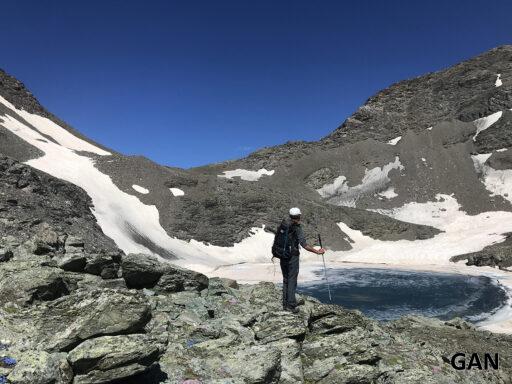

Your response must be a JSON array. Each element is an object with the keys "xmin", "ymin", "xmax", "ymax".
[{"xmin": 272, "ymin": 207, "xmax": 325, "ymax": 313}]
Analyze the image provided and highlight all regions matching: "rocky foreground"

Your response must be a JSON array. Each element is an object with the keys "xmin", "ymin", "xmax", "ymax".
[
  {"xmin": 1, "ymin": 158, "xmax": 512, "ymax": 384},
  {"xmin": 2, "ymin": 245, "xmax": 512, "ymax": 384}
]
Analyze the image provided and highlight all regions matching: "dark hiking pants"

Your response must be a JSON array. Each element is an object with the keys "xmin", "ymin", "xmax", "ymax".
[{"xmin": 280, "ymin": 255, "xmax": 299, "ymax": 308}]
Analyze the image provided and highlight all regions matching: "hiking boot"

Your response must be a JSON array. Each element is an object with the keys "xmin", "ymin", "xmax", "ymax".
[{"xmin": 284, "ymin": 306, "xmax": 300, "ymax": 314}]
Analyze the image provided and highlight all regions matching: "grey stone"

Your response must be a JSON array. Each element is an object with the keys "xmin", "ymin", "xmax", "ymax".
[
  {"xmin": 0, "ymin": 247, "xmax": 13, "ymax": 262},
  {"xmin": 154, "ymin": 264, "xmax": 209, "ymax": 294},
  {"xmin": 0, "ymin": 262, "xmax": 69, "ymax": 306},
  {"xmin": 68, "ymin": 334, "xmax": 161, "ymax": 384},
  {"xmin": 64, "ymin": 235, "xmax": 85, "ymax": 253},
  {"xmin": 7, "ymin": 350, "xmax": 72, "ymax": 384},
  {"xmin": 121, "ymin": 253, "xmax": 164, "ymax": 289},
  {"xmin": 84, "ymin": 254, "xmax": 120, "ymax": 279},
  {"xmin": 32, "ymin": 288, "xmax": 151, "ymax": 351},
  {"xmin": 57, "ymin": 254, "xmax": 87, "ymax": 272}
]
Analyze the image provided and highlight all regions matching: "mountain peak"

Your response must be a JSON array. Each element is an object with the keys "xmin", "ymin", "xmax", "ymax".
[{"xmin": 323, "ymin": 45, "xmax": 512, "ymax": 145}]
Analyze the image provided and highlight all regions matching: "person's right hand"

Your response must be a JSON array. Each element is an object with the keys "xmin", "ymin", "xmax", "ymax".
[{"xmin": 317, "ymin": 248, "xmax": 326, "ymax": 255}]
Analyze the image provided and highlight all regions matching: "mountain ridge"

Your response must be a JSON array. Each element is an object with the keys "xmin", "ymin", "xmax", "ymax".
[{"xmin": 1, "ymin": 46, "xmax": 512, "ymax": 275}]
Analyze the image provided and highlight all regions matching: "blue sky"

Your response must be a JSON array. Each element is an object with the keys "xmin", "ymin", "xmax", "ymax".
[{"xmin": 1, "ymin": 1, "xmax": 511, "ymax": 168}]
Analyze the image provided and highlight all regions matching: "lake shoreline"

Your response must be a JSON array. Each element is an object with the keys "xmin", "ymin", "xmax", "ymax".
[{"xmin": 208, "ymin": 260, "xmax": 512, "ymax": 334}]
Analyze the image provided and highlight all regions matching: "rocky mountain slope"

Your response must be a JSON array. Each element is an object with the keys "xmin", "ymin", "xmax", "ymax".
[
  {"xmin": 2, "ymin": 47, "xmax": 512, "ymax": 276},
  {"xmin": 0, "ymin": 156, "xmax": 511, "ymax": 383},
  {"xmin": 0, "ymin": 59, "xmax": 454, "ymax": 274}
]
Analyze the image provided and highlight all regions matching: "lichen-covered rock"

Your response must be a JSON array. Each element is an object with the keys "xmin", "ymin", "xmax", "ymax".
[
  {"xmin": 68, "ymin": 334, "xmax": 161, "ymax": 384},
  {"xmin": 27, "ymin": 223, "xmax": 61, "ymax": 255},
  {"xmin": 220, "ymin": 277, "xmax": 239, "ymax": 289},
  {"xmin": 161, "ymin": 343, "xmax": 281, "ymax": 383},
  {"xmin": 63, "ymin": 236, "xmax": 85, "ymax": 254},
  {"xmin": 6, "ymin": 350, "xmax": 72, "ymax": 384},
  {"xmin": 0, "ymin": 262, "xmax": 69, "ymax": 306},
  {"xmin": 252, "ymin": 311, "xmax": 307, "ymax": 343},
  {"xmin": 84, "ymin": 253, "xmax": 120, "ymax": 279},
  {"xmin": 121, "ymin": 253, "xmax": 208, "ymax": 292},
  {"xmin": 0, "ymin": 247, "xmax": 13, "ymax": 263},
  {"xmin": 56, "ymin": 254, "xmax": 87, "ymax": 272},
  {"xmin": 309, "ymin": 304, "xmax": 372, "ymax": 335},
  {"xmin": 121, "ymin": 253, "xmax": 164, "ymax": 289},
  {"xmin": 31, "ymin": 288, "xmax": 151, "ymax": 351},
  {"xmin": 267, "ymin": 338, "xmax": 303, "ymax": 383},
  {"xmin": 154, "ymin": 264, "xmax": 209, "ymax": 294},
  {"xmin": 207, "ymin": 277, "xmax": 230, "ymax": 296}
]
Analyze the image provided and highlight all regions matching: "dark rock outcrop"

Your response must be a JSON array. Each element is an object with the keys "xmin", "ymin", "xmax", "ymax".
[{"xmin": 451, "ymin": 233, "xmax": 512, "ymax": 271}]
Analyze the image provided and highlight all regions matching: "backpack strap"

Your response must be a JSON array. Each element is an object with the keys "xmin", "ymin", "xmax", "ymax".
[{"xmin": 282, "ymin": 223, "xmax": 290, "ymax": 258}]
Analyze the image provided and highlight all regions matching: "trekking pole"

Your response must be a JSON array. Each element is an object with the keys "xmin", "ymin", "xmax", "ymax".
[{"xmin": 318, "ymin": 234, "xmax": 332, "ymax": 302}]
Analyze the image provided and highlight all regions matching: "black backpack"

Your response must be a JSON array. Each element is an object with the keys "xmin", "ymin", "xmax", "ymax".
[{"xmin": 271, "ymin": 219, "xmax": 294, "ymax": 260}]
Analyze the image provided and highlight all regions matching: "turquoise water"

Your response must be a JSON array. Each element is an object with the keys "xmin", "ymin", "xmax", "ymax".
[{"xmin": 297, "ymin": 268, "xmax": 509, "ymax": 323}]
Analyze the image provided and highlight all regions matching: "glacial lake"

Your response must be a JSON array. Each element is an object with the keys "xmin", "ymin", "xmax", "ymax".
[{"xmin": 297, "ymin": 268, "xmax": 509, "ymax": 323}]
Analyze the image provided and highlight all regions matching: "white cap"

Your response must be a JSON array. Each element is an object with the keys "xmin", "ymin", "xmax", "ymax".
[{"xmin": 289, "ymin": 207, "xmax": 301, "ymax": 216}]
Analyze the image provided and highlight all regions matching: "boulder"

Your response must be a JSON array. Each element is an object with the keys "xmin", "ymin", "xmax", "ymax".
[
  {"xmin": 0, "ymin": 248, "xmax": 13, "ymax": 262},
  {"xmin": 207, "ymin": 277, "xmax": 230, "ymax": 296},
  {"xmin": 220, "ymin": 277, "xmax": 239, "ymax": 289},
  {"xmin": 121, "ymin": 253, "xmax": 209, "ymax": 292},
  {"xmin": 156, "ymin": 265, "xmax": 208, "ymax": 294},
  {"xmin": 121, "ymin": 253, "xmax": 164, "ymax": 289},
  {"xmin": 28, "ymin": 224, "xmax": 60, "ymax": 255},
  {"xmin": 32, "ymin": 288, "xmax": 151, "ymax": 351},
  {"xmin": 56, "ymin": 254, "xmax": 87, "ymax": 272},
  {"xmin": 252, "ymin": 312, "xmax": 307, "ymax": 343},
  {"xmin": 267, "ymin": 338, "xmax": 303, "ymax": 383},
  {"xmin": 0, "ymin": 262, "xmax": 69, "ymax": 306},
  {"xmin": 7, "ymin": 351, "xmax": 72, "ymax": 384},
  {"xmin": 84, "ymin": 254, "xmax": 119, "ymax": 279},
  {"xmin": 162, "ymin": 344, "xmax": 281, "ymax": 383},
  {"xmin": 63, "ymin": 236, "xmax": 85, "ymax": 254},
  {"xmin": 68, "ymin": 334, "xmax": 161, "ymax": 384},
  {"xmin": 309, "ymin": 307, "xmax": 372, "ymax": 335}
]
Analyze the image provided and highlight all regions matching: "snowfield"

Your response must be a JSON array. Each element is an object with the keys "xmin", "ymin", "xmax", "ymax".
[
  {"xmin": 473, "ymin": 111, "xmax": 502, "ymax": 141},
  {"xmin": 472, "ymin": 153, "xmax": 512, "ymax": 204},
  {"xmin": 496, "ymin": 74, "xmax": 503, "ymax": 87},
  {"xmin": 387, "ymin": 136, "xmax": 401, "ymax": 145},
  {"xmin": 316, "ymin": 156, "xmax": 404, "ymax": 207},
  {"xmin": 218, "ymin": 168, "xmax": 275, "ymax": 181},
  {"xmin": 377, "ymin": 186, "xmax": 398, "ymax": 199},
  {"xmin": 132, "ymin": 184, "xmax": 149, "ymax": 194},
  {"xmin": 0, "ymin": 96, "xmax": 110, "ymax": 156},
  {"xmin": 169, "ymin": 187, "xmax": 185, "ymax": 196}
]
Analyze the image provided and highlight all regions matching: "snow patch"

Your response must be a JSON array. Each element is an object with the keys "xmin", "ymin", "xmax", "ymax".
[
  {"xmin": 497, "ymin": 148, "xmax": 508, "ymax": 152},
  {"xmin": 342, "ymin": 194, "xmax": 512, "ymax": 267},
  {"xmin": 426, "ymin": 126, "xmax": 433, "ymax": 131},
  {"xmin": 169, "ymin": 187, "xmax": 185, "ymax": 196},
  {"xmin": 0, "ymin": 95, "xmax": 110, "ymax": 156},
  {"xmin": 471, "ymin": 153, "xmax": 493, "ymax": 174},
  {"xmin": 317, "ymin": 157, "xmax": 404, "ymax": 207},
  {"xmin": 377, "ymin": 186, "xmax": 398, "ymax": 199},
  {"xmin": 472, "ymin": 153, "xmax": 512, "ymax": 204},
  {"xmin": 473, "ymin": 111, "xmax": 502, "ymax": 141},
  {"xmin": 132, "ymin": 185, "xmax": 149, "ymax": 194},
  {"xmin": 218, "ymin": 168, "xmax": 275, "ymax": 181},
  {"xmin": 496, "ymin": 74, "xmax": 503, "ymax": 87},
  {"xmin": 369, "ymin": 194, "xmax": 465, "ymax": 229},
  {"xmin": 387, "ymin": 136, "xmax": 401, "ymax": 145}
]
